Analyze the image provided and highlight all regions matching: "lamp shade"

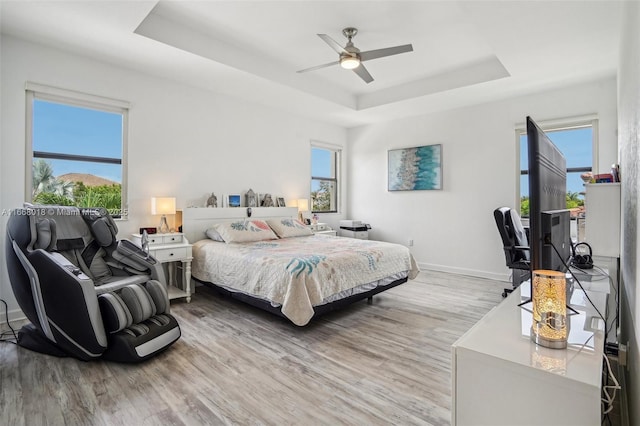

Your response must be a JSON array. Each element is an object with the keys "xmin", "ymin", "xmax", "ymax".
[
  {"xmin": 151, "ymin": 197, "xmax": 176, "ymax": 215},
  {"xmin": 296, "ymin": 199, "xmax": 309, "ymax": 212},
  {"xmin": 531, "ymin": 269, "xmax": 568, "ymax": 349}
]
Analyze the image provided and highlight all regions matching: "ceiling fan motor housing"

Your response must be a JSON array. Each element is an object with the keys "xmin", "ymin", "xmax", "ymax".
[{"xmin": 342, "ymin": 27, "xmax": 358, "ymax": 39}]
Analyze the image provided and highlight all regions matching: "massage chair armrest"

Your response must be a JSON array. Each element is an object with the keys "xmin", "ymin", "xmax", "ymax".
[
  {"xmin": 115, "ymin": 240, "xmax": 157, "ymax": 269},
  {"xmin": 26, "ymin": 249, "xmax": 108, "ymax": 350},
  {"xmin": 94, "ymin": 275, "xmax": 158, "ymax": 295},
  {"xmin": 48, "ymin": 252, "xmax": 92, "ymax": 281},
  {"xmin": 113, "ymin": 240, "xmax": 166, "ymax": 284}
]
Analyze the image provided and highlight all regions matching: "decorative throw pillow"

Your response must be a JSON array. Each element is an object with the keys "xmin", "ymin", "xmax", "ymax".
[
  {"xmin": 266, "ymin": 218, "xmax": 312, "ymax": 238},
  {"xmin": 205, "ymin": 228, "xmax": 225, "ymax": 242},
  {"xmin": 213, "ymin": 220, "xmax": 278, "ymax": 243}
]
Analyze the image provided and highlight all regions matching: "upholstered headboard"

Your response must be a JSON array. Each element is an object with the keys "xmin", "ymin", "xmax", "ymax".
[{"xmin": 180, "ymin": 207, "xmax": 299, "ymax": 243}]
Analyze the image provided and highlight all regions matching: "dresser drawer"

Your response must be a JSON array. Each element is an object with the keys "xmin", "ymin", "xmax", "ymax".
[
  {"xmin": 153, "ymin": 247, "xmax": 188, "ymax": 262},
  {"xmin": 132, "ymin": 232, "xmax": 185, "ymax": 247},
  {"xmin": 146, "ymin": 235, "xmax": 163, "ymax": 245},
  {"xmin": 162, "ymin": 234, "xmax": 183, "ymax": 244}
]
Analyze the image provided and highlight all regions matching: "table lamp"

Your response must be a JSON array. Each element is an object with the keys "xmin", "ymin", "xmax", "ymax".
[
  {"xmin": 531, "ymin": 269, "xmax": 568, "ymax": 349},
  {"xmin": 151, "ymin": 197, "xmax": 176, "ymax": 234},
  {"xmin": 296, "ymin": 198, "xmax": 309, "ymax": 223}
]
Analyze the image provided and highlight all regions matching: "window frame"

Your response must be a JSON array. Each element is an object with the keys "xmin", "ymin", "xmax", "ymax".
[
  {"xmin": 310, "ymin": 142, "xmax": 341, "ymax": 214},
  {"xmin": 515, "ymin": 116, "xmax": 598, "ymax": 215},
  {"xmin": 25, "ymin": 83, "xmax": 130, "ymax": 219}
]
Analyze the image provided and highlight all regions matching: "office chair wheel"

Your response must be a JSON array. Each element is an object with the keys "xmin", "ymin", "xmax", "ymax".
[{"xmin": 502, "ymin": 288, "xmax": 514, "ymax": 298}]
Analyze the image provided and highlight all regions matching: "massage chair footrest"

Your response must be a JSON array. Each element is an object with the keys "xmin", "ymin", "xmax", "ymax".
[{"xmin": 101, "ymin": 314, "xmax": 180, "ymax": 363}]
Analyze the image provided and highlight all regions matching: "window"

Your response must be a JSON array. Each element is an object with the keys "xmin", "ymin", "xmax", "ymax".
[
  {"xmin": 26, "ymin": 84, "xmax": 129, "ymax": 218},
  {"xmin": 518, "ymin": 119, "xmax": 596, "ymax": 217},
  {"xmin": 311, "ymin": 144, "xmax": 340, "ymax": 213}
]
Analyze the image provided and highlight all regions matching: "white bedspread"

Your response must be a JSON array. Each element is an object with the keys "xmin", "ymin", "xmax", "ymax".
[{"xmin": 191, "ymin": 235, "xmax": 420, "ymax": 326}]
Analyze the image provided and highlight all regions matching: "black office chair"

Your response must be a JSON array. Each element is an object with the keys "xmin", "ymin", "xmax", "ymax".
[{"xmin": 494, "ymin": 207, "xmax": 531, "ymax": 297}]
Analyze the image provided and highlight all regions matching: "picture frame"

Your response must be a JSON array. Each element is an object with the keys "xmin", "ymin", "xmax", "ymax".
[
  {"xmin": 260, "ymin": 193, "xmax": 275, "ymax": 207},
  {"xmin": 276, "ymin": 197, "xmax": 286, "ymax": 207},
  {"xmin": 388, "ymin": 144, "xmax": 442, "ymax": 191},
  {"xmin": 227, "ymin": 194, "xmax": 241, "ymax": 207},
  {"xmin": 206, "ymin": 192, "xmax": 218, "ymax": 208},
  {"xmin": 246, "ymin": 189, "xmax": 258, "ymax": 208}
]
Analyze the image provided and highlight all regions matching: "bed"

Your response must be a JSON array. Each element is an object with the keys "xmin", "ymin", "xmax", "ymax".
[{"xmin": 182, "ymin": 207, "xmax": 419, "ymax": 326}]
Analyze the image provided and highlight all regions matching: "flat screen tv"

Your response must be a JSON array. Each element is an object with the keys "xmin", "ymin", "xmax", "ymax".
[{"xmin": 526, "ymin": 116, "xmax": 571, "ymax": 272}]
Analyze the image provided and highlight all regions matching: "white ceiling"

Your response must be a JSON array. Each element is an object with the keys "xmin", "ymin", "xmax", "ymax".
[{"xmin": 0, "ymin": 1, "xmax": 622, "ymax": 128}]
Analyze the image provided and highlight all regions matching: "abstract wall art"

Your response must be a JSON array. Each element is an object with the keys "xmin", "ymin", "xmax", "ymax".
[{"xmin": 388, "ymin": 144, "xmax": 442, "ymax": 191}]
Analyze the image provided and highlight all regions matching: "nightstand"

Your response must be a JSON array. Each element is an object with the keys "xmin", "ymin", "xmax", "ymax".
[
  {"xmin": 308, "ymin": 223, "xmax": 337, "ymax": 236},
  {"xmin": 131, "ymin": 232, "xmax": 193, "ymax": 303}
]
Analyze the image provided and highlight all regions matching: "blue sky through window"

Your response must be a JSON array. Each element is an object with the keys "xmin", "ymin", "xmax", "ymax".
[
  {"xmin": 520, "ymin": 126, "xmax": 592, "ymax": 197},
  {"xmin": 311, "ymin": 147, "xmax": 332, "ymax": 191},
  {"xmin": 33, "ymin": 100, "xmax": 123, "ymax": 183}
]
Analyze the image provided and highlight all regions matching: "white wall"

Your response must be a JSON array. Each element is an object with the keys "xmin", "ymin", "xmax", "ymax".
[
  {"xmin": 0, "ymin": 36, "xmax": 347, "ymax": 321},
  {"xmin": 618, "ymin": 1, "xmax": 640, "ymax": 424},
  {"xmin": 347, "ymin": 78, "xmax": 617, "ymax": 280}
]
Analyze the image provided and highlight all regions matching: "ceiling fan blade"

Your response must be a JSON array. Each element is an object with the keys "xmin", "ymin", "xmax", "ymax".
[
  {"xmin": 360, "ymin": 44, "xmax": 413, "ymax": 62},
  {"xmin": 318, "ymin": 34, "xmax": 348, "ymax": 55},
  {"xmin": 297, "ymin": 60, "xmax": 340, "ymax": 73},
  {"xmin": 353, "ymin": 64, "xmax": 374, "ymax": 84}
]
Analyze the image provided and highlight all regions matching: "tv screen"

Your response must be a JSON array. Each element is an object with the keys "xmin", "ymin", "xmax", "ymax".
[{"xmin": 527, "ymin": 116, "xmax": 571, "ymax": 272}]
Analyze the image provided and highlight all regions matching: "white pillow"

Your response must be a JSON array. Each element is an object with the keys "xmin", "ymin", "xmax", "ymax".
[
  {"xmin": 205, "ymin": 228, "xmax": 225, "ymax": 242},
  {"xmin": 214, "ymin": 220, "xmax": 278, "ymax": 243},
  {"xmin": 266, "ymin": 218, "xmax": 312, "ymax": 238}
]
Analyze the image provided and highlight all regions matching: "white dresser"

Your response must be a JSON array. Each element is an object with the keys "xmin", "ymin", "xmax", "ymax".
[{"xmin": 451, "ymin": 284, "xmax": 607, "ymax": 426}]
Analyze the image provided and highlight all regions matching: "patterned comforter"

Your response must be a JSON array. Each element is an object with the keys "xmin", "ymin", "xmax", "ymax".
[{"xmin": 191, "ymin": 235, "xmax": 420, "ymax": 326}]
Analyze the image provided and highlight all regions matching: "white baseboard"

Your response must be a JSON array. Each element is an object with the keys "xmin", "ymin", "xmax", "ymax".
[
  {"xmin": 0, "ymin": 307, "xmax": 27, "ymax": 332},
  {"xmin": 417, "ymin": 261, "xmax": 510, "ymax": 282}
]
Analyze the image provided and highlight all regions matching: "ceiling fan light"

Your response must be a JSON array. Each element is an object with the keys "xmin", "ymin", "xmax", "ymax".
[{"xmin": 340, "ymin": 56, "xmax": 360, "ymax": 69}]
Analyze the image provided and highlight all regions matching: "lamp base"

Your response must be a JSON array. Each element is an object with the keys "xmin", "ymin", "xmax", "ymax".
[
  {"xmin": 531, "ymin": 329, "xmax": 567, "ymax": 349},
  {"xmin": 159, "ymin": 215, "xmax": 170, "ymax": 233}
]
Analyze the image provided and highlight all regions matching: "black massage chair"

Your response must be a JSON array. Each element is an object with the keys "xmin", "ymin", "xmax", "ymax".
[{"xmin": 5, "ymin": 205, "xmax": 181, "ymax": 362}]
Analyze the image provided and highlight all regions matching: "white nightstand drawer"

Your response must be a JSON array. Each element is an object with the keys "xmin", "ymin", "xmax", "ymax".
[
  {"xmin": 131, "ymin": 232, "xmax": 185, "ymax": 247},
  {"xmin": 162, "ymin": 234, "xmax": 183, "ymax": 244},
  {"xmin": 153, "ymin": 247, "xmax": 188, "ymax": 262},
  {"xmin": 146, "ymin": 235, "xmax": 162, "ymax": 245}
]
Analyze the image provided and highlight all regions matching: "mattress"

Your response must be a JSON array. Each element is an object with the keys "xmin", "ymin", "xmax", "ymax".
[{"xmin": 191, "ymin": 234, "xmax": 419, "ymax": 325}]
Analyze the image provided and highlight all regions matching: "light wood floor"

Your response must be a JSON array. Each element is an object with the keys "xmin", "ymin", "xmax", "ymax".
[{"xmin": 1, "ymin": 270, "xmax": 506, "ymax": 425}]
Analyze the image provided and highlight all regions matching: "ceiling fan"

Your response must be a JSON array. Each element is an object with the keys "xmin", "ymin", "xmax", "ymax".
[{"xmin": 297, "ymin": 27, "xmax": 413, "ymax": 84}]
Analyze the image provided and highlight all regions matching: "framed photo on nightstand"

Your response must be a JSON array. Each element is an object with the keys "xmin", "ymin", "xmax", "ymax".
[{"xmin": 227, "ymin": 194, "xmax": 241, "ymax": 207}]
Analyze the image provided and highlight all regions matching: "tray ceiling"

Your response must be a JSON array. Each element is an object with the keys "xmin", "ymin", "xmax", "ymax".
[{"xmin": 1, "ymin": 1, "xmax": 622, "ymax": 127}]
